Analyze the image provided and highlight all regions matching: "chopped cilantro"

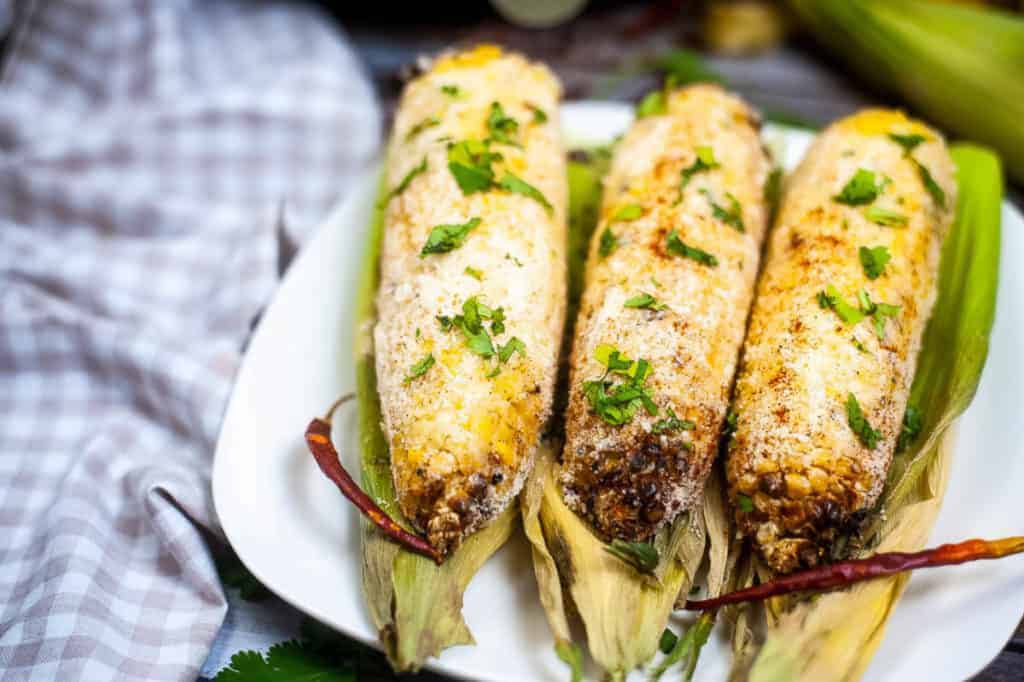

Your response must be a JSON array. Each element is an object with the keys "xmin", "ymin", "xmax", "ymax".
[
  {"xmin": 436, "ymin": 315, "xmax": 454, "ymax": 331},
  {"xmin": 736, "ymin": 493, "xmax": 754, "ymax": 513},
  {"xmin": 845, "ymin": 393, "xmax": 881, "ymax": 449},
  {"xmin": 624, "ymin": 292, "xmax": 668, "ymax": 311},
  {"xmin": 447, "ymin": 140, "xmax": 501, "ymax": 194},
  {"xmin": 598, "ymin": 228, "xmax": 617, "ymax": 258},
  {"xmin": 817, "ymin": 285, "xmax": 866, "ymax": 324},
  {"xmin": 440, "ymin": 84, "xmax": 462, "ymax": 97},
  {"xmin": 666, "ymin": 229, "xmax": 718, "ymax": 267},
  {"xmin": 498, "ymin": 336, "xmax": 525, "ymax": 363},
  {"xmin": 888, "ymin": 132, "xmax": 927, "ymax": 154},
  {"xmin": 404, "ymin": 354, "xmax": 435, "ymax": 384},
  {"xmin": 914, "ymin": 159, "xmax": 946, "ymax": 209},
  {"xmin": 605, "ymin": 540, "xmax": 659, "ymax": 574},
  {"xmin": 679, "ymin": 146, "xmax": 719, "ymax": 196},
  {"xmin": 651, "ymin": 408, "xmax": 694, "ymax": 434},
  {"xmin": 859, "ymin": 245, "xmax": 891, "ymax": 280},
  {"xmin": 582, "ymin": 346, "xmax": 658, "ymax": 426},
  {"xmin": 385, "ymin": 157, "xmax": 427, "ymax": 202},
  {"xmin": 498, "ymin": 172, "xmax": 553, "ymax": 214},
  {"xmin": 859, "ymin": 290, "xmax": 900, "ymax": 339},
  {"xmin": 611, "ymin": 203, "xmax": 644, "ymax": 222},
  {"xmin": 505, "ymin": 252, "xmax": 524, "ymax": 267},
  {"xmin": 852, "ymin": 337, "xmax": 870, "ymax": 353},
  {"xmin": 527, "ymin": 103, "xmax": 548, "ymax": 124},
  {"xmin": 865, "ymin": 206, "xmax": 908, "ymax": 227},
  {"xmin": 896, "ymin": 404, "xmax": 922, "ymax": 453},
  {"xmin": 420, "ymin": 217, "xmax": 482, "ymax": 256},
  {"xmin": 834, "ymin": 168, "xmax": 883, "ymax": 206},
  {"xmin": 405, "ymin": 116, "xmax": 440, "ymax": 141},
  {"xmin": 464, "ymin": 265, "xmax": 483, "ymax": 280},
  {"xmin": 700, "ymin": 189, "xmax": 744, "ymax": 232},
  {"xmin": 636, "ymin": 90, "xmax": 667, "ymax": 118},
  {"xmin": 486, "ymin": 101, "xmax": 520, "ymax": 147}
]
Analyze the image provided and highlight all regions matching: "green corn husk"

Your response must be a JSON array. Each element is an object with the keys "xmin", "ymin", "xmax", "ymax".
[
  {"xmin": 734, "ymin": 144, "xmax": 1003, "ymax": 682},
  {"xmin": 522, "ymin": 152, "xmax": 734, "ymax": 679},
  {"xmin": 354, "ymin": 177, "xmax": 518, "ymax": 672},
  {"xmin": 788, "ymin": 0, "xmax": 1024, "ymax": 184}
]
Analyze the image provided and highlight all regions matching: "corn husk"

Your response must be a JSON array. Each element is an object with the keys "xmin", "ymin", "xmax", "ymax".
[
  {"xmin": 354, "ymin": 178, "xmax": 518, "ymax": 671},
  {"xmin": 733, "ymin": 144, "xmax": 1003, "ymax": 681},
  {"xmin": 788, "ymin": 0, "xmax": 1024, "ymax": 184}
]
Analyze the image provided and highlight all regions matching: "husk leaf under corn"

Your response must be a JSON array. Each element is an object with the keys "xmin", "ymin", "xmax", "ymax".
[
  {"xmin": 734, "ymin": 144, "xmax": 1003, "ymax": 681},
  {"xmin": 788, "ymin": 0, "xmax": 1024, "ymax": 184},
  {"xmin": 354, "ymin": 176, "xmax": 517, "ymax": 672}
]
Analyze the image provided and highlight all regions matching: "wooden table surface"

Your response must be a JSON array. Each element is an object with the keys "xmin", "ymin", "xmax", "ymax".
[{"xmin": 339, "ymin": 3, "xmax": 1022, "ymax": 678}]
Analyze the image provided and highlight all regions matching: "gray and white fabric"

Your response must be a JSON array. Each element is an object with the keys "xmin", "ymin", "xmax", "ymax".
[{"xmin": 0, "ymin": 1, "xmax": 380, "ymax": 679}]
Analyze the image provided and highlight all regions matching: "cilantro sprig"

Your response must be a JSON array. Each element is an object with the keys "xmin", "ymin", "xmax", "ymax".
[
  {"xmin": 486, "ymin": 101, "xmax": 520, "ymax": 147},
  {"xmin": 888, "ymin": 131, "xmax": 946, "ymax": 209},
  {"xmin": 678, "ymin": 146, "xmax": 719, "ymax": 199},
  {"xmin": 404, "ymin": 354, "xmax": 435, "ymax": 384},
  {"xmin": 651, "ymin": 408, "xmax": 694, "ymax": 435},
  {"xmin": 834, "ymin": 168, "xmax": 885, "ymax": 206},
  {"xmin": 438, "ymin": 297, "xmax": 524, "ymax": 376},
  {"xmin": 498, "ymin": 172, "xmax": 553, "ymax": 214},
  {"xmin": 447, "ymin": 140, "xmax": 501, "ymax": 194},
  {"xmin": 817, "ymin": 285, "xmax": 900, "ymax": 339},
  {"xmin": 624, "ymin": 292, "xmax": 668, "ymax": 312},
  {"xmin": 384, "ymin": 157, "xmax": 428, "ymax": 203}
]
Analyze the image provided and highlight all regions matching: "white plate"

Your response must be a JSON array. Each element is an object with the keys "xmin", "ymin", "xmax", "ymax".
[{"xmin": 212, "ymin": 102, "xmax": 1024, "ymax": 681}]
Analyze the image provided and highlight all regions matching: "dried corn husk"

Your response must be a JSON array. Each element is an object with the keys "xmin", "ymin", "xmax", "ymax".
[
  {"xmin": 731, "ymin": 144, "xmax": 1002, "ymax": 681},
  {"xmin": 355, "ymin": 178, "xmax": 518, "ymax": 671}
]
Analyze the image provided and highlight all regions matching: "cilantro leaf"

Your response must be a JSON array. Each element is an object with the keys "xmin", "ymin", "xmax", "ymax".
[
  {"xmin": 624, "ymin": 292, "xmax": 668, "ymax": 311},
  {"xmin": 865, "ymin": 206, "xmax": 908, "ymax": 227},
  {"xmin": 651, "ymin": 408, "xmax": 694, "ymax": 434},
  {"xmin": 440, "ymin": 84, "xmax": 462, "ymax": 97},
  {"xmin": 583, "ymin": 346, "xmax": 658, "ymax": 426},
  {"xmin": 817, "ymin": 285, "xmax": 867, "ymax": 324},
  {"xmin": 498, "ymin": 172, "xmax": 553, "ymax": 214},
  {"xmin": 679, "ymin": 146, "xmax": 719, "ymax": 196},
  {"xmin": 736, "ymin": 493, "xmax": 754, "ymax": 513},
  {"xmin": 636, "ymin": 90, "xmax": 667, "ymax": 118},
  {"xmin": 859, "ymin": 245, "xmax": 891, "ymax": 280},
  {"xmin": 845, "ymin": 392, "xmax": 881, "ymax": 449},
  {"xmin": 888, "ymin": 132, "xmax": 927, "ymax": 154},
  {"xmin": 405, "ymin": 116, "xmax": 440, "ymax": 141},
  {"xmin": 598, "ymin": 228, "xmax": 618, "ymax": 258},
  {"xmin": 667, "ymin": 229, "xmax": 718, "ymax": 267},
  {"xmin": 385, "ymin": 157, "xmax": 427, "ymax": 202},
  {"xmin": 420, "ymin": 217, "xmax": 482, "ymax": 256},
  {"xmin": 404, "ymin": 354, "xmax": 435, "ymax": 384},
  {"xmin": 896, "ymin": 404, "xmax": 922, "ymax": 453},
  {"xmin": 464, "ymin": 265, "xmax": 483, "ymax": 280},
  {"xmin": 527, "ymin": 103, "xmax": 548, "ymax": 124},
  {"xmin": 914, "ymin": 159, "xmax": 946, "ymax": 209},
  {"xmin": 486, "ymin": 101, "xmax": 520, "ymax": 147},
  {"xmin": 834, "ymin": 168, "xmax": 883, "ymax": 206},
  {"xmin": 498, "ymin": 336, "xmax": 525, "ymax": 363},
  {"xmin": 605, "ymin": 539, "xmax": 659, "ymax": 574},
  {"xmin": 700, "ymin": 188, "xmax": 744, "ymax": 232},
  {"xmin": 447, "ymin": 140, "xmax": 500, "ymax": 194},
  {"xmin": 611, "ymin": 203, "xmax": 644, "ymax": 222}
]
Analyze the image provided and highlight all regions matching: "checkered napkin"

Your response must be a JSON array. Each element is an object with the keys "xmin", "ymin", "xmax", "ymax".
[{"xmin": 0, "ymin": 1, "xmax": 380, "ymax": 679}]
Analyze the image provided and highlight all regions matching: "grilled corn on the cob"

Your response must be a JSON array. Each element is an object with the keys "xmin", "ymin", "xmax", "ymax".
[
  {"xmin": 374, "ymin": 46, "xmax": 567, "ymax": 555},
  {"xmin": 726, "ymin": 109, "xmax": 957, "ymax": 573},
  {"xmin": 560, "ymin": 84, "xmax": 771, "ymax": 541}
]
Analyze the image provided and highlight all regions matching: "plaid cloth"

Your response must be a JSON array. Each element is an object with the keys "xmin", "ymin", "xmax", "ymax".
[{"xmin": 0, "ymin": 1, "xmax": 380, "ymax": 679}]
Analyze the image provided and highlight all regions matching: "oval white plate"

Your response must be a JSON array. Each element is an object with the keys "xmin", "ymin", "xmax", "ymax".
[{"xmin": 213, "ymin": 102, "xmax": 1024, "ymax": 681}]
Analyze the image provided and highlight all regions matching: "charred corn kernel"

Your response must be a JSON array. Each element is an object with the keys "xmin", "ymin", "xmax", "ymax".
[
  {"xmin": 726, "ymin": 109, "xmax": 956, "ymax": 574},
  {"xmin": 560, "ymin": 84, "xmax": 771, "ymax": 541},
  {"xmin": 374, "ymin": 48, "xmax": 567, "ymax": 555}
]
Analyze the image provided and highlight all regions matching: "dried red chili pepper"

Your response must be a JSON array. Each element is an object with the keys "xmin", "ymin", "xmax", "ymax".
[
  {"xmin": 683, "ymin": 536, "xmax": 1024, "ymax": 611},
  {"xmin": 305, "ymin": 394, "xmax": 443, "ymax": 565}
]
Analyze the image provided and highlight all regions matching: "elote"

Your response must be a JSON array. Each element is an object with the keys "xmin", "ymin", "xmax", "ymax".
[
  {"xmin": 560, "ymin": 84, "xmax": 771, "ymax": 542},
  {"xmin": 374, "ymin": 45, "xmax": 567, "ymax": 556},
  {"xmin": 726, "ymin": 109, "xmax": 957, "ymax": 573}
]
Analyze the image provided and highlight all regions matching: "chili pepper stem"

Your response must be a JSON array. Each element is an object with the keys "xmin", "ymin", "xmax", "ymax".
[
  {"xmin": 305, "ymin": 394, "xmax": 444, "ymax": 564},
  {"xmin": 682, "ymin": 536, "xmax": 1024, "ymax": 611}
]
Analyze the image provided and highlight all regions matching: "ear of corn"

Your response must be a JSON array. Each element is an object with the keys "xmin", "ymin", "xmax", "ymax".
[
  {"xmin": 735, "ymin": 144, "xmax": 1002, "ymax": 681},
  {"xmin": 355, "ymin": 179, "xmax": 518, "ymax": 671},
  {"xmin": 788, "ymin": 0, "xmax": 1024, "ymax": 184}
]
